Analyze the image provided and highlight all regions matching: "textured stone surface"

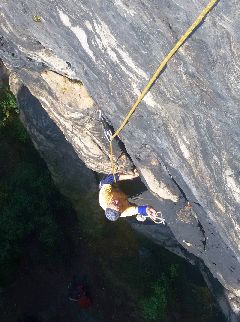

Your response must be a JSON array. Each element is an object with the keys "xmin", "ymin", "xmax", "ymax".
[
  {"xmin": 9, "ymin": 70, "xmax": 133, "ymax": 175},
  {"xmin": 1, "ymin": 0, "xmax": 240, "ymax": 319},
  {"xmin": 9, "ymin": 75, "xmax": 97, "ymax": 200}
]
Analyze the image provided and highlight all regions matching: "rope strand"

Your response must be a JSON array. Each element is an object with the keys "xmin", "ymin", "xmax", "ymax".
[{"xmin": 109, "ymin": 0, "xmax": 218, "ymax": 179}]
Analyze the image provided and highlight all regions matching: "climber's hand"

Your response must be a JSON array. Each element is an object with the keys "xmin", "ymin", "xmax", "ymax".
[
  {"xmin": 119, "ymin": 169, "xmax": 139, "ymax": 181},
  {"xmin": 146, "ymin": 207, "xmax": 158, "ymax": 220},
  {"xmin": 131, "ymin": 168, "xmax": 139, "ymax": 178}
]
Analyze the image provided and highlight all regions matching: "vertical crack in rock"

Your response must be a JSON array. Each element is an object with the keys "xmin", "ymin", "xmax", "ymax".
[{"xmin": 197, "ymin": 219, "xmax": 207, "ymax": 251}]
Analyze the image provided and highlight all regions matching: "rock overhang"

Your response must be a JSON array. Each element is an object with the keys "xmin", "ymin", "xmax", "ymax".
[{"xmin": 1, "ymin": 0, "xmax": 240, "ymax": 318}]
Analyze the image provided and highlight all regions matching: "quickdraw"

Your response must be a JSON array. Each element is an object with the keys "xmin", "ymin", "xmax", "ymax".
[
  {"xmin": 137, "ymin": 211, "xmax": 166, "ymax": 225},
  {"xmin": 153, "ymin": 211, "xmax": 166, "ymax": 225}
]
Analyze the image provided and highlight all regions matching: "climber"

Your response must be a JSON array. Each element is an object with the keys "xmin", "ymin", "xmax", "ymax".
[{"xmin": 99, "ymin": 169, "xmax": 158, "ymax": 222}]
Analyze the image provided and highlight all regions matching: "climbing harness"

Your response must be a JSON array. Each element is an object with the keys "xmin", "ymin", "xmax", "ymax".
[
  {"xmin": 109, "ymin": 0, "xmax": 218, "ymax": 179},
  {"xmin": 137, "ymin": 211, "xmax": 166, "ymax": 225}
]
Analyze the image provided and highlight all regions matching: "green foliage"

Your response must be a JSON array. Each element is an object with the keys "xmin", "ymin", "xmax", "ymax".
[
  {"xmin": 0, "ymin": 86, "xmax": 75, "ymax": 285},
  {"xmin": 141, "ymin": 264, "xmax": 178, "ymax": 321},
  {"xmin": 169, "ymin": 262, "xmax": 178, "ymax": 280},
  {"xmin": 142, "ymin": 278, "xmax": 167, "ymax": 321},
  {"xmin": 9, "ymin": 117, "xmax": 29, "ymax": 142},
  {"xmin": 0, "ymin": 86, "xmax": 17, "ymax": 128},
  {"xmin": 0, "ymin": 86, "xmax": 29, "ymax": 142},
  {"xmin": 0, "ymin": 162, "xmax": 62, "ymax": 266}
]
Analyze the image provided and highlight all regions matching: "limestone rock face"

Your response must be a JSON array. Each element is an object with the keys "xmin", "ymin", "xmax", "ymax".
[{"xmin": 1, "ymin": 0, "xmax": 240, "ymax": 319}]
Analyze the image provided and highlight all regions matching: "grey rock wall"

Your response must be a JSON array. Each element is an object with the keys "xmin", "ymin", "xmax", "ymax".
[{"xmin": 1, "ymin": 0, "xmax": 240, "ymax": 319}]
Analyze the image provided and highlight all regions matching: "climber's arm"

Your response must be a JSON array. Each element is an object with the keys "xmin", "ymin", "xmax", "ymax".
[
  {"xmin": 120, "ymin": 205, "xmax": 158, "ymax": 220},
  {"xmin": 120, "ymin": 206, "xmax": 138, "ymax": 217},
  {"xmin": 118, "ymin": 169, "xmax": 139, "ymax": 181},
  {"xmin": 99, "ymin": 170, "xmax": 139, "ymax": 188}
]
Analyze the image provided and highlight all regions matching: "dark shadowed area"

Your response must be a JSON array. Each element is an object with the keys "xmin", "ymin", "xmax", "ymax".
[{"xmin": 0, "ymin": 81, "xmax": 225, "ymax": 321}]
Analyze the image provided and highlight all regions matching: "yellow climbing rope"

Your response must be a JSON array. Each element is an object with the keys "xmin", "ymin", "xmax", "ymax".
[{"xmin": 109, "ymin": 0, "xmax": 218, "ymax": 179}]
